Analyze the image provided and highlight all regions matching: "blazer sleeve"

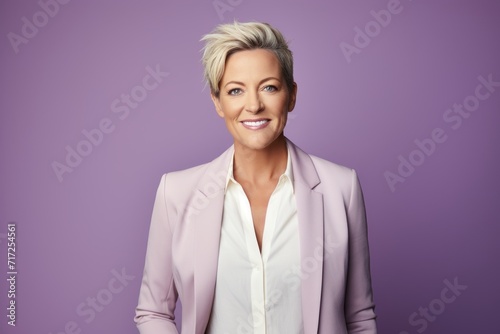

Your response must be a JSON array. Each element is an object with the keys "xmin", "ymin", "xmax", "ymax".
[
  {"xmin": 345, "ymin": 170, "xmax": 377, "ymax": 333},
  {"xmin": 134, "ymin": 174, "xmax": 179, "ymax": 333}
]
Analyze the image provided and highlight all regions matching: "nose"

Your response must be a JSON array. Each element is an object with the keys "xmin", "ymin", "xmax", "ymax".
[{"xmin": 245, "ymin": 91, "xmax": 264, "ymax": 114}]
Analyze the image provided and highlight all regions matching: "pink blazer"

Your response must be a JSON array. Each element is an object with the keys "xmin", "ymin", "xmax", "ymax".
[{"xmin": 135, "ymin": 138, "xmax": 377, "ymax": 333}]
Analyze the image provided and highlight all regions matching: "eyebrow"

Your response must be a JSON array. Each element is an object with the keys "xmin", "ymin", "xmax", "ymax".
[{"xmin": 223, "ymin": 77, "xmax": 281, "ymax": 88}]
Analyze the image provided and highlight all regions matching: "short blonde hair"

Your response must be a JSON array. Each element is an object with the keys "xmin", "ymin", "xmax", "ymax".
[{"xmin": 201, "ymin": 21, "xmax": 294, "ymax": 97}]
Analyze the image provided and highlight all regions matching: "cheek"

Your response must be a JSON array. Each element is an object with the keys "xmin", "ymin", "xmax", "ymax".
[
  {"xmin": 220, "ymin": 100, "xmax": 241, "ymax": 117},
  {"xmin": 276, "ymin": 99, "xmax": 291, "ymax": 114}
]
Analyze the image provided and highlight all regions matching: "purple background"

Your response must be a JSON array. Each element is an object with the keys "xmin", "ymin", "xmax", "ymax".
[{"xmin": 1, "ymin": 0, "xmax": 499, "ymax": 333}]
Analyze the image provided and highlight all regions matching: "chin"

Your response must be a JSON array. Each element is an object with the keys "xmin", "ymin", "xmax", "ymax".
[{"xmin": 237, "ymin": 135, "xmax": 283, "ymax": 151}]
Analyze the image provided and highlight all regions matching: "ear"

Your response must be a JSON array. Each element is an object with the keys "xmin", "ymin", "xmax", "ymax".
[
  {"xmin": 287, "ymin": 82, "xmax": 298, "ymax": 112},
  {"xmin": 210, "ymin": 92, "xmax": 225, "ymax": 118}
]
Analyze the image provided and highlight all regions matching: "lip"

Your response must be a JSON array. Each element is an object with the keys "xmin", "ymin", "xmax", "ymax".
[{"xmin": 240, "ymin": 118, "xmax": 270, "ymax": 130}]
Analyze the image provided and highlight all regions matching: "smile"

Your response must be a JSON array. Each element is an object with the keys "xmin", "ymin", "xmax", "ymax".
[{"xmin": 241, "ymin": 119, "xmax": 270, "ymax": 130}]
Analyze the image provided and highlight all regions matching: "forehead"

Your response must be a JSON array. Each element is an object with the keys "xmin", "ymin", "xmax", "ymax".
[{"xmin": 221, "ymin": 49, "xmax": 282, "ymax": 82}]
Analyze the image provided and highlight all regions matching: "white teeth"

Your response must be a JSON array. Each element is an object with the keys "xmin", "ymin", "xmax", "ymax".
[{"xmin": 243, "ymin": 120, "xmax": 268, "ymax": 126}]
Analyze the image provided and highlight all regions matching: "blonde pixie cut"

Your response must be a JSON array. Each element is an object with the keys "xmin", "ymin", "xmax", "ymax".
[{"xmin": 201, "ymin": 21, "xmax": 294, "ymax": 98}]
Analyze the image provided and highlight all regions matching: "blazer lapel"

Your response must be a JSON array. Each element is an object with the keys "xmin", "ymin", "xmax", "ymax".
[
  {"xmin": 288, "ymin": 138, "xmax": 324, "ymax": 334},
  {"xmin": 191, "ymin": 146, "xmax": 234, "ymax": 333}
]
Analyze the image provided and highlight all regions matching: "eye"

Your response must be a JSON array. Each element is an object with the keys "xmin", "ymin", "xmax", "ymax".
[
  {"xmin": 228, "ymin": 88, "xmax": 242, "ymax": 96},
  {"xmin": 263, "ymin": 85, "xmax": 277, "ymax": 92}
]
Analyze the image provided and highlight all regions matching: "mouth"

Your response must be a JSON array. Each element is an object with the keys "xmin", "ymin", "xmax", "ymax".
[{"xmin": 240, "ymin": 119, "xmax": 270, "ymax": 130}]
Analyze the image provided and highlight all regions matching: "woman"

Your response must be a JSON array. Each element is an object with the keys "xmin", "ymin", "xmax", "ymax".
[{"xmin": 134, "ymin": 21, "xmax": 377, "ymax": 334}]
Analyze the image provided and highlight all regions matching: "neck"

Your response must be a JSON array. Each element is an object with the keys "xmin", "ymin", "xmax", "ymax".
[{"xmin": 233, "ymin": 135, "xmax": 288, "ymax": 185}]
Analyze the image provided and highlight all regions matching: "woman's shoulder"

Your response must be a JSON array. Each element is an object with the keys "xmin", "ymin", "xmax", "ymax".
[
  {"xmin": 309, "ymin": 154, "xmax": 354, "ymax": 176},
  {"xmin": 288, "ymin": 138, "xmax": 358, "ymax": 191},
  {"xmin": 288, "ymin": 138, "xmax": 355, "ymax": 178},
  {"xmin": 159, "ymin": 145, "xmax": 232, "ymax": 195},
  {"xmin": 161, "ymin": 161, "xmax": 216, "ymax": 192}
]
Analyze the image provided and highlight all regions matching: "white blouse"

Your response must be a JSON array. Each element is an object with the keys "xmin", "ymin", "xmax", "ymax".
[{"xmin": 206, "ymin": 147, "xmax": 303, "ymax": 334}]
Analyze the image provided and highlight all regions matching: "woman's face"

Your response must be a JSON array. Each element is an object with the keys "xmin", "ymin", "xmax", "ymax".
[{"xmin": 211, "ymin": 48, "xmax": 297, "ymax": 151}]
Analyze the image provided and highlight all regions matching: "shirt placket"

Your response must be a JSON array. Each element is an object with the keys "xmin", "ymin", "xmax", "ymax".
[
  {"xmin": 237, "ymin": 176, "xmax": 287, "ymax": 334},
  {"xmin": 235, "ymin": 183, "xmax": 266, "ymax": 333}
]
